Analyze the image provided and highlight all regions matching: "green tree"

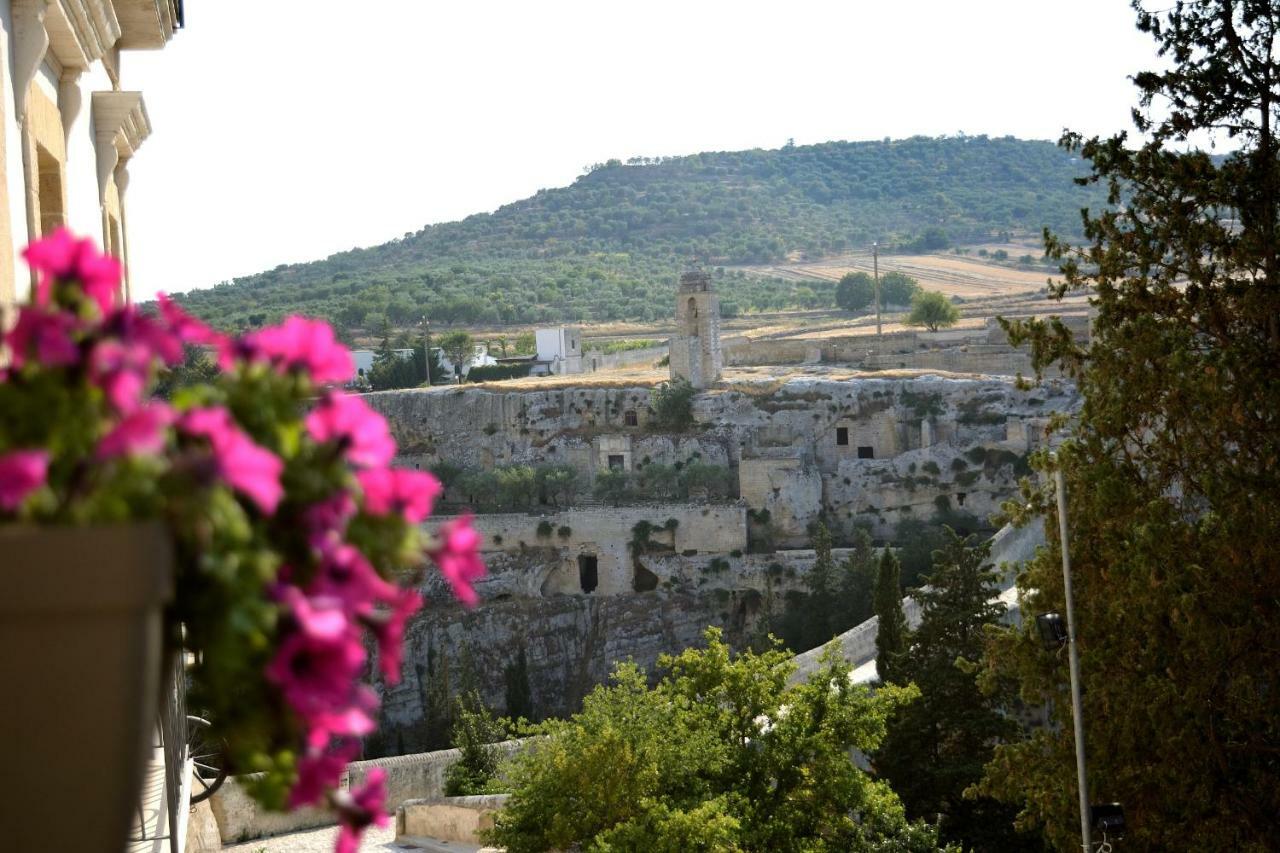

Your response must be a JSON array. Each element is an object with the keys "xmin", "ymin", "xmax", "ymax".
[
  {"xmin": 592, "ymin": 469, "xmax": 631, "ymax": 507},
  {"xmin": 154, "ymin": 345, "xmax": 219, "ymax": 400},
  {"xmin": 880, "ymin": 270, "xmax": 921, "ymax": 306},
  {"xmin": 503, "ymin": 645, "xmax": 534, "ymax": 722},
  {"xmin": 906, "ymin": 290, "xmax": 960, "ymax": 332},
  {"xmin": 368, "ymin": 336, "xmax": 422, "ymax": 390},
  {"xmin": 835, "ymin": 528, "xmax": 877, "ymax": 631},
  {"xmin": 875, "ymin": 529, "xmax": 1039, "ymax": 852},
  {"xmin": 534, "ymin": 464, "xmax": 579, "ymax": 507},
  {"xmin": 512, "ymin": 332, "xmax": 536, "ymax": 355},
  {"xmin": 678, "ymin": 461, "xmax": 731, "ymax": 499},
  {"xmin": 443, "ymin": 690, "xmax": 506, "ymax": 796},
  {"xmin": 806, "ymin": 521, "xmax": 837, "ymax": 647},
  {"xmin": 978, "ymin": 3, "xmax": 1280, "ymax": 849},
  {"xmin": 874, "ymin": 549, "xmax": 907, "ymax": 684},
  {"xmin": 487, "ymin": 628, "xmax": 942, "ymax": 852},
  {"xmin": 651, "ymin": 378, "xmax": 696, "ymax": 431},
  {"xmin": 438, "ymin": 330, "xmax": 474, "ymax": 380},
  {"xmin": 836, "ymin": 271, "xmax": 876, "ymax": 311}
]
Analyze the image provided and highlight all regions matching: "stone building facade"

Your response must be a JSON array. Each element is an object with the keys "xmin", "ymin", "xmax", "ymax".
[
  {"xmin": 0, "ymin": 0, "xmax": 181, "ymax": 309},
  {"xmin": 669, "ymin": 270, "xmax": 722, "ymax": 388}
]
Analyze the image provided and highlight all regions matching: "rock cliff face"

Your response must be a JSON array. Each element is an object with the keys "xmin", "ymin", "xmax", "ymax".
[
  {"xmin": 364, "ymin": 372, "xmax": 1079, "ymax": 752},
  {"xmin": 369, "ymin": 547, "xmax": 821, "ymax": 755}
]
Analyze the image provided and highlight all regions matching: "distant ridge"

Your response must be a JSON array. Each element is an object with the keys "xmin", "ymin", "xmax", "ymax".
[{"xmin": 174, "ymin": 135, "xmax": 1102, "ymax": 331}]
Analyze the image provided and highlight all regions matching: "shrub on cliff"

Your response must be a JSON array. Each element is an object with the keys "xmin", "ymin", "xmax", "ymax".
[
  {"xmin": 650, "ymin": 378, "xmax": 695, "ymax": 431},
  {"xmin": 486, "ymin": 628, "xmax": 944, "ymax": 852},
  {"xmin": 443, "ymin": 690, "xmax": 507, "ymax": 796}
]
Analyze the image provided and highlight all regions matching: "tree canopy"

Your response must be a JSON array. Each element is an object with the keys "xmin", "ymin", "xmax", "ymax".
[
  {"xmin": 907, "ymin": 291, "xmax": 960, "ymax": 332},
  {"xmin": 836, "ymin": 272, "xmax": 876, "ymax": 311},
  {"xmin": 978, "ymin": 2, "xmax": 1280, "ymax": 849},
  {"xmin": 875, "ymin": 529, "xmax": 1040, "ymax": 852},
  {"xmin": 487, "ymin": 628, "xmax": 944, "ymax": 852}
]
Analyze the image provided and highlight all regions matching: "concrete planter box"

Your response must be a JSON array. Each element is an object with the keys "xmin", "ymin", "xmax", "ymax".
[
  {"xmin": 0, "ymin": 523, "xmax": 172, "ymax": 853},
  {"xmin": 397, "ymin": 794, "xmax": 510, "ymax": 845}
]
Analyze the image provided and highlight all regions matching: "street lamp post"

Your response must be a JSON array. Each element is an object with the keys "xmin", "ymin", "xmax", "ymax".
[{"xmin": 1054, "ymin": 457, "xmax": 1092, "ymax": 853}]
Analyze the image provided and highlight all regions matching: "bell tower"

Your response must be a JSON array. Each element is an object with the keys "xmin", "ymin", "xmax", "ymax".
[{"xmin": 669, "ymin": 270, "xmax": 722, "ymax": 388}]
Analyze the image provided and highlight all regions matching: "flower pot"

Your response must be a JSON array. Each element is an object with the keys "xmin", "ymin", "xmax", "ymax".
[{"xmin": 0, "ymin": 523, "xmax": 172, "ymax": 853}]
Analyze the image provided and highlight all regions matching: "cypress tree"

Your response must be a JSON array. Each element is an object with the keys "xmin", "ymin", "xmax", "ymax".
[
  {"xmin": 876, "ymin": 529, "xmax": 1039, "ymax": 851},
  {"xmin": 874, "ymin": 549, "xmax": 907, "ymax": 684},
  {"xmin": 806, "ymin": 521, "xmax": 836, "ymax": 647}
]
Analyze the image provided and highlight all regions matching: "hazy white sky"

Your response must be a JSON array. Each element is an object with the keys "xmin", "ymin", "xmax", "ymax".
[{"xmin": 124, "ymin": 0, "xmax": 1158, "ymax": 301}]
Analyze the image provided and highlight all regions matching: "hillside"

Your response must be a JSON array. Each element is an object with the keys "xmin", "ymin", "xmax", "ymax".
[{"xmin": 172, "ymin": 135, "xmax": 1105, "ymax": 330}]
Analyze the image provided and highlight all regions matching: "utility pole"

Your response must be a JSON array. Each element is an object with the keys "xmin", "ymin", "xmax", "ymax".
[
  {"xmin": 420, "ymin": 317, "xmax": 432, "ymax": 386},
  {"xmin": 873, "ymin": 241, "xmax": 882, "ymax": 338},
  {"xmin": 1054, "ymin": 457, "xmax": 1092, "ymax": 853}
]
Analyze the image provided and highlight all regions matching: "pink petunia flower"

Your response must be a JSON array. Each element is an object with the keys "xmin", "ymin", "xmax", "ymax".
[
  {"xmin": 288, "ymin": 741, "xmax": 358, "ymax": 809},
  {"xmin": 242, "ymin": 316, "xmax": 354, "ymax": 385},
  {"xmin": 264, "ymin": 620, "xmax": 367, "ymax": 723},
  {"xmin": 178, "ymin": 406, "xmax": 284, "ymax": 514},
  {"xmin": 303, "ymin": 688, "xmax": 379, "ymax": 750},
  {"xmin": 356, "ymin": 468, "xmax": 441, "ymax": 524},
  {"xmin": 23, "ymin": 228, "xmax": 121, "ymax": 314},
  {"xmin": 309, "ymin": 543, "xmax": 399, "ymax": 612},
  {"xmin": 106, "ymin": 305, "xmax": 185, "ymax": 368},
  {"xmin": 278, "ymin": 585, "xmax": 350, "ymax": 642},
  {"xmin": 96, "ymin": 403, "xmax": 175, "ymax": 459},
  {"xmin": 305, "ymin": 392, "xmax": 395, "ymax": 468},
  {"xmin": 429, "ymin": 516, "xmax": 486, "ymax": 607},
  {"xmin": 0, "ymin": 449, "xmax": 49, "ymax": 511},
  {"xmin": 334, "ymin": 769, "xmax": 389, "ymax": 853},
  {"xmin": 88, "ymin": 338, "xmax": 155, "ymax": 413},
  {"xmin": 4, "ymin": 308, "xmax": 80, "ymax": 368},
  {"xmin": 155, "ymin": 293, "xmax": 230, "ymax": 351},
  {"xmin": 302, "ymin": 492, "xmax": 357, "ymax": 550},
  {"xmin": 365, "ymin": 587, "xmax": 423, "ymax": 685}
]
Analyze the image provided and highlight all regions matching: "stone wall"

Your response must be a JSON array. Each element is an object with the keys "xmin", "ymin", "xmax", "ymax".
[
  {"xmin": 208, "ymin": 741, "xmax": 525, "ymax": 844},
  {"xmin": 583, "ymin": 342, "xmax": 668, "ymax": 372},
  {"xmin": 422, "ymin": 504, "xmax": 747, "ymax": 596}
]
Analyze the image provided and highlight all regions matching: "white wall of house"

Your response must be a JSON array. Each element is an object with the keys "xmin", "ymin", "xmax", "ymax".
[{"xmin": 535, "ymin": 326, "xmax": 583, "ymax": 375}]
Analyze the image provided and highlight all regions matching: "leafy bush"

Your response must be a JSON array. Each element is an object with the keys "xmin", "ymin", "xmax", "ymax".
[
  {"xmin": 593, "ymin": 469, "xmax": 631, "ymax": 506},
  {"xmin": 836, "ymin": 271, "xmax": 875, "ymax": 311},
  {"xmin": 650, "ymin": 378, "xmax": 695, "ymax": 432},
  {"xmin": 906, "ymin": 290, "xmax": 960, "ymax": 332},
  {"xmin": 443, "ymin": 691, "xmax": 507, "ymax": 797},
  {"xmin": 467, "ymin": 363, "xmax": 533, "ymax": 383},
  {"xmin": 879, "ymin": 270, "xmax": 921, "ymax": 306},
  {"xmin": 486, "ymin": 629, "xmax": 937, "ymax": 852}
]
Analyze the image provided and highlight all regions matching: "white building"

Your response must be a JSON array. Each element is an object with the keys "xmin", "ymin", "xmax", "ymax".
[
  {"xmin": 535, "ymin": 326, "xmax": 583, "ymax": 375},
  {"xmin": 0, "ymin": 1, "xmax": 182, "ymax": 309},
  {"xmin": 434, "ymin": 342, "xmax": 497, "ymax": 380},
  {"xmin": 351, "ymin": 347, "xmax": 414, "ymax": 378}
]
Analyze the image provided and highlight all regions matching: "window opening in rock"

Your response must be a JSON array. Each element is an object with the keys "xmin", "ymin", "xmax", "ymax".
[
  {"xmin": 956, "ymin": 492, "xmax": 967, "ymax": 506},
  {"xmin": 608, "ymin": 454, "xmax": 624, "ymax": 470},
  {"xmin": 836, "ymin": 427, "xmax": 849, "ymax": 446},
  {"xmin": 624, "ymin": 410, "xmax": 638, "ymax": 427},
  {"xmin": 578, "ymin": 555, "xmax": 598, "ymax": 593},
  {"xmin": 857, "ymin": 446, "xmax": 874, "ymax": 459}
]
